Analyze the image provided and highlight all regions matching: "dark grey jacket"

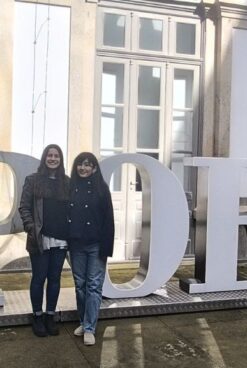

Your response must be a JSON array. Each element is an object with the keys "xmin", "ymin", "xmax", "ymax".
[
  {"xmin": 19, "ymin": 173, "xmax": 70, "ymax": 254},
  {"xmin": 19, "ymin": 174, "xmax": 43, "ymax": 254}
]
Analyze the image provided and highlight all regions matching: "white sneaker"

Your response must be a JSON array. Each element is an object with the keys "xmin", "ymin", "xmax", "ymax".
[
  {"xmin": 84, "ymin": 332, "xmax": 95, "ymax": 345},
  {"xmin": 74, "ymin": 325, "xmax": 84, "ymax": 336}
]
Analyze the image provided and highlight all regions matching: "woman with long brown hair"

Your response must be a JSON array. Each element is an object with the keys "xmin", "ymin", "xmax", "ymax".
[{"xmin": 19, "ymin": 144, "xmax": 69, "ymax": 337}]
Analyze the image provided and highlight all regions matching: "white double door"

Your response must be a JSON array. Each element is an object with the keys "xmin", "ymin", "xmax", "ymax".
[{"xmin": 96, "ymin": 58, "xmax": 199, "ymax": 261}]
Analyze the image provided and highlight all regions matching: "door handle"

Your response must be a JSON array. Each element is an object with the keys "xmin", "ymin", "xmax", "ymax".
[{"xmin": 130, "ymin": 181, "xmax": 139, "ymax": 186}]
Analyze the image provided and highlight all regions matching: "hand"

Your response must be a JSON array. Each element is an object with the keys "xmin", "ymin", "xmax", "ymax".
[{"xmin": 25, "ymin": 223, "xmax": 34, "ymax": 234}]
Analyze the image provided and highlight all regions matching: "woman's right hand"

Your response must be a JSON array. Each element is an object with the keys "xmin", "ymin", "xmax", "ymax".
[{"xmin": 24, "ymin": 223, "xmax": 34, "ymax": 234}]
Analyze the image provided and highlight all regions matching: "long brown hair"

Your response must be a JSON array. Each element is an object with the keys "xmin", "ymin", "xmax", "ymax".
[{"xmin": 34, "ymin": 144, "xmax": 69, "ymax": 200}]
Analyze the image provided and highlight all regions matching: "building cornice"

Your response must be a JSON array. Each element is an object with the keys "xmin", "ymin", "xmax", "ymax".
[
  {"xmin": 193, "ymin": 0, "xmax": 247, "ymax": 22},
  {"xmin": 90, "ymin": 0, "xmax": 247, "ymax": 20},
  {"xmin": 96, "ymin": 0, "xmax": 201, "ymax": 16}
]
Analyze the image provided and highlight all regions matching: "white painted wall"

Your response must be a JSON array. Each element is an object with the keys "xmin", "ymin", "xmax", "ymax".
[{"xmin": 12, "ymin": 2, "xmax": 70, "ymax": 162}]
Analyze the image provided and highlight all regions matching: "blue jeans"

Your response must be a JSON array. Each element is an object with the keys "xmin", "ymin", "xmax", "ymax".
[
  {"xmin": 69, "ymin": 242, "xmax": 106, "ymax": 333},
  {"xmin": 30, "ymin": 248, "xmax": 67, "ymax": 314}
]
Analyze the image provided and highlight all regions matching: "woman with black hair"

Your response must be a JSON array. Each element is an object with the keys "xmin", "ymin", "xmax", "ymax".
[
  {"xmin": 19, "ymin": 144, "xmax": 70, "ymax": 337},
  {"xmin": 68, "ymin": 152, "xmax": 114, "ymax": 346}
]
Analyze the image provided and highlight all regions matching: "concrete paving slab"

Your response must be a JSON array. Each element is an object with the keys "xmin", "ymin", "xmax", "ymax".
[
  {"xmin": 2, "ymin": 311, "xmax": 247, "ymax": 368},
  {"xmin": 159, "ymin": 310, "xmax": 247, "ymax": 368},
  {"xmin": 86, "ymin": 317, "xmax": 212, "ymax": 368},
  {"xmin": 0, "ymin": 323, "xmax": 91, "ymax": 368}
]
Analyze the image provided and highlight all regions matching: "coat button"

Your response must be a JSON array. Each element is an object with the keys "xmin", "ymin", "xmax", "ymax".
[
  {"xmin": 70, "ymin": 203, "xmax": 74, "ymax": 207},
  {"xmin": 68, "ymin": 219, "xmax": 72, "ymax": 223},
  {"xmin": 88, "ymin": 190, "xmax": 91, "ymax": 194},
  {"xmin": 88, "ymin": 181, "xmax": 91, "ymax": 184},
  {"xmin": 85, "ymin": 204, "xmax": 88, "ymax": 208},
  {"xmin": 86, "ymin": 222, "xmax": 91, "ymax": 225}
]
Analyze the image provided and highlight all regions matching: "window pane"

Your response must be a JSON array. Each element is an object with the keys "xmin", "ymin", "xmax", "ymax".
[
  {"xmin": 172, "ymin": 111, "xmax": 193, "ymax": 152},
  {"xmin": 173, "ymin": 69, "xmax": 193, "ymax": 108},
  {"xmin": 176, "ymin": 23, "xmax": 195, "ymax": 55},
  {"xmin": 102, "ymin": 63, "xmax": 124, "ymax": 104},
  {"xmin": 103, "ymin": 13, "xmax": 125, "ymax": 47},
  {"xmin": 171, "ymin": 153, "xmax": 192, "ymax": 191},
  {"xmin": 100, "ymin": 107, "xmax": 123, "ymax": 149},
  {"xmin": 137, "ymin": 109, "xmax": 159, "ymax": 148},
  {"xmin": 138, "ymin": 66, "xmax": 160, "ymax": 106},
  {"xmin": 139, "ymin": 18, "xmax": 162, "ymax": 51},
  {"xmin": 135, "ymin": 153, "xmax": 158, "ymax": 191}
]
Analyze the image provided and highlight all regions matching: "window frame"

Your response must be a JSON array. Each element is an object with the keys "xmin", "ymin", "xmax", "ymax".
[
  {"xmin": 94, "ymin": 57, "xmax": 130, "ymax": 156},
  {"xmin": 97, "ymin": 7, "xmax": 131, "ymax": 51},
  {"xmin": 169, "ymin": 16, "xmax": 201, "ymax": 58},
  {"xmin": 97, "ymin": 7, "xmax": 201, "ymax": 60},
  {"xmin": 95, "ymin": 5, "xmax": 201, "ymax": 170},
  {"xmin": 131, "ymin": 12, "xmax": 168, "ymax": 55}
]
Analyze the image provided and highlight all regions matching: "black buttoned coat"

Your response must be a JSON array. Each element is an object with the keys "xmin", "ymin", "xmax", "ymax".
[{"xmin": 68, "ymin": 174, "xmax": 115, "ymax": 257}]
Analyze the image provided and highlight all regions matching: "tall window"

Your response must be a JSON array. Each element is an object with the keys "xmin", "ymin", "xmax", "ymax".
[
  {"xmin": 96, "ymin": 6, "xmax": 201, "ymax": 190},
  {"xmin": 96, "ymin": 4, "xmax": 201, "ymax": 258}
]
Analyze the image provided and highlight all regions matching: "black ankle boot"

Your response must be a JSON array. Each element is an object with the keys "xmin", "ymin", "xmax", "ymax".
[
  {"xmin": 32, "ymin": 314, "xmax": 47, "ymax": 337},
  {"xmin": 45, "ymin": 314, "xmax": 59, "ymax": 336}
]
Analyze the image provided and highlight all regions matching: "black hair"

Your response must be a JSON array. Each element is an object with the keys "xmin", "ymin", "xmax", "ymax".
[
  {"xmin": 34, "ymin": 144, "xmax": 69, "ymax": 200},
  {"xmin": 70, "ymin": 152, "xmax": 106, "ymax": 194}
]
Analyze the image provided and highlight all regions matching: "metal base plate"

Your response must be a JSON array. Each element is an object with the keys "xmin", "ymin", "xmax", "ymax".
[{"xmin": 1, "ymin": 282, "xmax": 247, "ymax": 327}]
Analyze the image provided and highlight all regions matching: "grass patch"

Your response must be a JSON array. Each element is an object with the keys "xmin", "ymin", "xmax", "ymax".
[{"xmin": 2, "ymin": 262, "xmax": 247, "ymax": 291}]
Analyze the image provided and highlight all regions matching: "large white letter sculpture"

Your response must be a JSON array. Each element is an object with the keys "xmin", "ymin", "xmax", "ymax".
[
  {"xmin": 181, "ymin": 157, "xmax": 247, "ymax": 293},
  {"xmin": 2, "ymin": 153, "xmax": 247, "ymax": 296},
  {"xmin": 101, "ymin": 154, "xmax": 189, "ymax": 298},
  {"xmin": 0, "ymin": 152, "xmax": 189, "ymax": 298},
  {"xmin": 0, "ymin": 152, "xmax": 39, "ymax": 235}
]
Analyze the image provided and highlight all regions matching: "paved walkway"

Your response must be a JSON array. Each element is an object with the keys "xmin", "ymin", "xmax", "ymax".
[
  {"xmin": 1, "ymin": 264, "xmax": 247, "ymax": 367},
  {"xmin": 1, "ymin": 308, "xmax": 247, "ymax": 367}
]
